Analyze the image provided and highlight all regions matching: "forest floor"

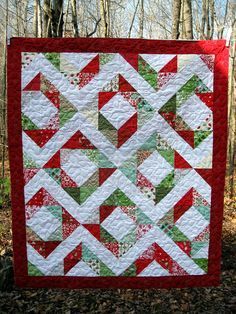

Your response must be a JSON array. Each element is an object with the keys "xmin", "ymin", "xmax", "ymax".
[{"xmin": 0, "ymin": 179, "xmax": 235, "ymax": 313}]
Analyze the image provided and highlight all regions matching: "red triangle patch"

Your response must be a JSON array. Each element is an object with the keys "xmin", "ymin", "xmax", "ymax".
[
  {"xmin": 177, "ymin": 131, "xmax": 194, "ymax": 148},
  {"xmin": 175, "ymin": 241, "xmax": 191, "ymax": 256},
  {"xmin": 118, "ymin": 113, "xmax": 137, "ymax": 148},
  {"xmin": 25, "ymin": 129, "xmax": 57, "ymax": 148},
  {"xmin": 174, "ymin": 188, "xmax": 193, "ymax": 222},
  {"xmin": 200, "ymin": 55, "xmax": 214, "ymax": 71},
  {"xmin": 154, "ymin": 243, "xmax": 173, "ymax": 270},
  {"xmin": 135, "ymin": 258, "xmax": 154, "ymax": 275},
  {"xmin": 195, "ymin": 169, "xmax": 212, "ymax": 186},
  {"xmin": 120, "ymin": 53, "xmax": 138, "ymax": 71},
  {"xmin": 44, "ymin": 89, "xmax": 60, "ymax": 109},
  {"xmin": 61, "ymin": 169, "xmax": 77, "ymax": 188},
  {"xmin": 27, "ymin": 188, "xmax": 59, "ymax": 206},
  {"xmin": 64, "ymin": 243, "xmax": 82, "ymax": 274},
  {"xmin": 43, "ymin": 151, "xmax": 60, "ymax": 168},
  {"xmin": 195, "ymin": 92, "xmax": 213, "ymax": 110},
  {"xmin": 24, "ymin": 168, "xmax": 39, "ymax": 184},
  {"xmin": 100, "ymin": 205, "xmax": 116, "ymax": 223},
  {"xmin": 98, "ymin": 92, "xmax": 117, "ymax": 110},
  {"xmin": 135, "ymin": 243, "xmax": 156, "ymax": 274},
  {"xmin": 62, "ymin": 208, "xmax": 80, "ymax": 239},
  {"xmin": 119, "ymin": 74, "xmax": 136, "ymax": 92},
  {"xmin": 30, "ymin": 241, "xmax": 61, "ymax": 258},
  {"xmin": 99, "ymin": 168, "xmax": 116, "ymax": 185},
  {"xmin": 23, "ymin": 73, "xmax": 41, "ymax": 91},
  {"xmin": 63, "ymin": 131, "xmax": 95, "ymax": 149},
  {"xmin": 83, "ymin": 224, "xmax": 100, "ymax": 241},
  {"xmin": 104, "ymin": 242, "xmax": 119, "ymax": 257},
  {"xmin": 80, "ymin": 55, "xmax": 99, "ymax": 73},
  {"xmin": 174, "ymin": 152, "xmax": 192, "ymax": 169},
  {"xmin": 159, "ymin": 56, "xmax": 177, "ymax": 73},
  {"xmin": 171, "ymin": 261, "xmax": 188, "ymax": 275}
]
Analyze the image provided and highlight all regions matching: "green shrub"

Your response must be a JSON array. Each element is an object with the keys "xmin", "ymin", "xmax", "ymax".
[
  {"xmin": 0, "ymin": 177, "xmax": 11, "ymax": 209},
  {"xmin": 0, "ymin": 255, "xmax": 13, "ymax": 291}
]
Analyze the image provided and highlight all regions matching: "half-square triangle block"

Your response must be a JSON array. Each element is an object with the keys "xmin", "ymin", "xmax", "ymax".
[{"xmin": 100, "ymin": 93, "xmax": 136, "ymax": 130}]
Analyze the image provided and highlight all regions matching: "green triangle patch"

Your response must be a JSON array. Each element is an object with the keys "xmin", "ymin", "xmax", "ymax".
[
  {"xmin": 122, "ymin": 263, "xmax": 136, "ymax": 276},
  {"xmin": 138, "ymin": 56, "xmax": 157, "ymax": 89},
  {"xmin": 63, "ymin": 187, "xmax": 80, "ymax": 204},
  {"xmin": 100, "ymin": 262, "xmax": 115, "ymax": 276},
  {"xmin": 44, "ymin": 53, "xmax": 60, "ymax": 70},
  {"xmin": 155, "ymin": 171, "xmax": 175, "ymax": 203},
  {"xmin": 98, "ymin": 112, "xmax": 116, "ymax": 131},
  {"xmin": 159, "ymin": 95, "xmax": 176, "ymax": 114},
  {"xmin": 28, "ymin": 262, "xmax": 44, "ymax": 276},
  {"xmin": 193, "ymin": 258, "xmax": 208, "ymax": 272},
  {"xmin": 170, "ymin": 226, "xmax": 189, "ymax": 241},
  {"xmin": 59, "ymin": 95, "xmax": 77, "ymax": 127},
  {"xmin": 103, "ymin": 189, "xmax": 135, "ymax": 206},
  {"xmin": 136, "ymin": 208, "xmax": 153, "ymax": 224},
  {"xmin": 100, "ymin": 226, "xmax": 118, "ymax": 243},
  {"xmin": 194, "ymin": 131, "xmax": 212, "ymax": 147},
  {"xmin": 44, "ymin": 168, "xmax": 61, "ymax": 185},
  {"xmin": 82, "ymin": 244, "xmax": 98, "ymax": 261},
  {"xmin": 22, "ymin": 114, "xmax": 39, "ymax": 130},
  {"xmin": 140, "ymin": 133, "xmax": 157, "ymax": 151},
  {"xmin": 177, "ymin": 75, "xmax": 211, "ymax": 107}
]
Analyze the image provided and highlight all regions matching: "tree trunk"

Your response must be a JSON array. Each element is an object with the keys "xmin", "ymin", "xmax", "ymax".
[
  {"xmin": 64, "ymin": 0, "xmax": 70, "ymax": 36},
  {"xmin": 228, "ymin": 22, "xmax": 236, "ymax": 197},
  {"xmin": 201, "ymin": 0, "xmax": 207, "ymax": 39},
  {"xmin": 0, "ymin": 0, "xmax": 8, "ymax": 206},
  {"xmin": 209, "ymin": 0, "xmax": 214, "ymax": 39},
  {"xmin": 128, "ymin": 0, "xmax": 140, "ymax": 38},
  {"xmin": 171, "ymin": 0, "xmax": 181, "ymax": 39},
  {"xmin": 38, "ymin": 0, "xmax": 43, "ymax": 37},
  {"xmin": 43, "ymin": 0, "xmax": 52, "ymax": 37},
  {"xmin": 33, "ymin": 0, "xmax": 39, "ymax": 37},
  {"xmin": 219, "ymin": 0, "xmax": 229, "ymax": 39},
  {"xmin": 15, "ymin": 0, "xmax": 20, "ymax": 36},
  {"xmin": 23, "ymin": 0, "xmax": 29, "ymax": 36},
  {"xmin": 139, "ymin": 0, "xmax": 144, "ymax": 38},
  {"xmin": 100, "ymin": 0, "xmax": 109, "ymax": 37},
  {"xmin": 52, "ymin": 0, "xmax": 64, "ymax": 37},
  {"xmin": 71, "ymin": 0, "xmax": 79, "ymax": 37},
  {"xmin": 206, "ymin": 0, "xmax": 211, "ymax": 39},
  {"xmin": 183, "ymin": 0, "xmax": 193, "ymax": 39}
]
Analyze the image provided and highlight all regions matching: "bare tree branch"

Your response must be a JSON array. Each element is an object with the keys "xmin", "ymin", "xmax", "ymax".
[{"xmin": 87, "ymin": 17, "xmax": 101, "ymax": 37}]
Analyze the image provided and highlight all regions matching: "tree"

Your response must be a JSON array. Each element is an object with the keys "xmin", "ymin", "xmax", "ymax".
[
  {"xmin": 71, "ymin": 0, "xmax": 79, "ymax": 37},
  {"xmin": 228, "ymin": 17, "xmax": 236, "ymax": 197},
  {"xmin": 100, "ymin": 0, "xmax": 110, "ymax": 37},
  {"xmin": 172, "ymin": 0, "xmax": 181, "ymax": 39},
  {"xmin": 196, "ymin": 0, "xmax": 215, "ymax": 39},
  {"xmin": 33, "ymin": 0, "xmax": 42, "ymax": 37},
  {"xmin": 171, "ymin": 0, "xmax": 193, "ymax": 39},
  {"xmin": 0, "ymin": 0, "xmax": 8, "ymax": 205},
  {"xmin": 139, "ymin": 0, "xmax": 144, "ymax": 38},
  {"xmin": 51, "ymin": 0, "xmax": 64, "ymax": 37},
  {"xmin": 183, "ymin": 0, "xmax": 193, "ymax": 39},
  {"xmin": 43, "ymin": 0, "xmax": 52, "ymax": 37}
]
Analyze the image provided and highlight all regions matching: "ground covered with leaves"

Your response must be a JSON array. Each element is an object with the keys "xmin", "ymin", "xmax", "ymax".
[{"xmin": 0, "ymin": 185, "xmax": 235, "ymax": 313}]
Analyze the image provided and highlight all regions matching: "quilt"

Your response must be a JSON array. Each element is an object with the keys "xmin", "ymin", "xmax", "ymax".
[{"xmin": 8, "ymin": 38, "xmax": 228, "ymax": 288}]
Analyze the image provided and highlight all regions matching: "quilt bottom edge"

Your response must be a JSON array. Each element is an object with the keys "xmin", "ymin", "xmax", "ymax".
[{"xmin": 14, "ymin": 274, "xmax": 220, "ymax": 289}]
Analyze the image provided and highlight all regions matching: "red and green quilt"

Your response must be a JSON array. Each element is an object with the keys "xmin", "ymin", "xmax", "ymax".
[{"xmin": 8, "ymin": 38, "xmax": 228, "ymax": 288}]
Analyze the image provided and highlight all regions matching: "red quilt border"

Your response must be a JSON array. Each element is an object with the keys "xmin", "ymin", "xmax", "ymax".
[{"xmin": 7, "ymin": 38, "xmax": 228, "ymax": 289}]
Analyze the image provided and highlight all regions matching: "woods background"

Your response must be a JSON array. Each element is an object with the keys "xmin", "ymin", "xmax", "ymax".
[{"xmin": 0, "ymin": 0, "xmax": 235, "ymax": 208}]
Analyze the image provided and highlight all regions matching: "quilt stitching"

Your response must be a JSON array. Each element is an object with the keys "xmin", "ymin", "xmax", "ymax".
[
  {"xmin": 22, "ymin": 52, "xmax": 213, "ymax": 277},
  {"xmin": 7, "ymin": 38, "xmax": 228, "ymax": 288}
]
